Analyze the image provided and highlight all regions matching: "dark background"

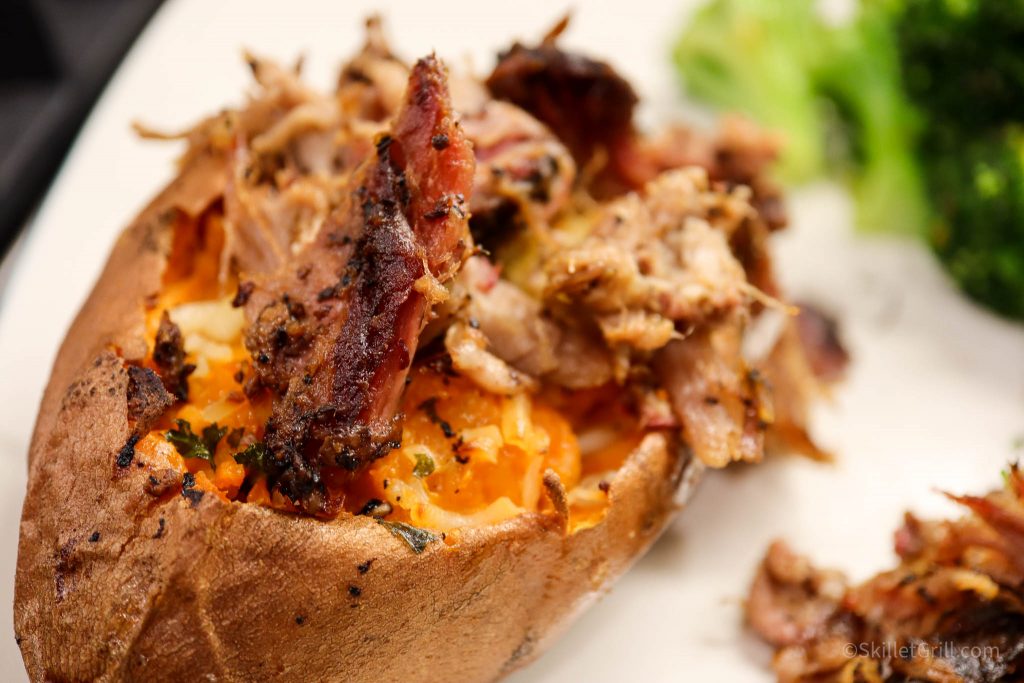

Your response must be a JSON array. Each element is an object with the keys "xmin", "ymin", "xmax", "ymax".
[{"xmin": 0, "ymin": 0, "xmax": 165, "ymax": 260}]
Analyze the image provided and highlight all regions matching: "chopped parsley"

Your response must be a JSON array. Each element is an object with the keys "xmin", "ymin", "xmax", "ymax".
[
  {"xmin": 377, "ymin": 520, "xmax": 438, "ymax": 554},
  {"xmin": 166, "ymin": 419, "xmax": 227, "ymax": 465},
  {"xmin": 412, "ymin": 452, "xmax": 435, "ymax": 478},
  {"xmin": 233, "ymin": 441, "xmax": 272, "ymax": 472}
]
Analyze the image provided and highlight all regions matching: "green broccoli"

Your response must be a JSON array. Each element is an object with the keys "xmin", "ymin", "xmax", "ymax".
[
  {"xmin": 673, "ymin": 0, "xmax": 830, "ymax": 183},
  {"xmin": 674, "ymin": 0, "xmax": 1024, "ymax": 319},
  {"xmin": 895, "ymin": 0, "xmax": 1024, "ymax": 134},
  {"xmin": 927, "ymin": 129, "xmax": 1024, "ymax": 319},
  {"xmin": 814, "ymin": 2, "xmax": 929, "ymax": 235},
  {"xmin": 892, "ymin": 0, "xmax": 1024, "ymax": 317},
  {"xmin": 674, "ymin": 0, "xmax": 929, "ymax": 234}
]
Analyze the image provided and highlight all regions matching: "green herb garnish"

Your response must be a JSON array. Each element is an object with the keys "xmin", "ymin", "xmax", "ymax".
[
  {"xmin": 166, "ymin": 419, "xmax": 227, "ymax": 465},
  {"xmin": 233, "ymin": 441, "xmax": 272, "ymax": 473},
  {"xmin": 377, "ymin": 520, "xmax": 438, "ymax": 554},
  {"xmin": 412, "ymin": 452, "xmax": 435, "ymax": 478}
]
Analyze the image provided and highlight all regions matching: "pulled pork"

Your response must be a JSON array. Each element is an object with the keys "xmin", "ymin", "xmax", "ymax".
[
  {"xmin": 485, "ymin": 15, "xmax": 637, "ymax": 185},
  {"xmin": 243, "ymin": 57, "xmax": 474, "ymax": 514},
  {"xmin": 147, "ymin": 17, "xmax": 825, "ymax": 514},
  {"xmin": 749, "ymin": 468, "xmax": 1024, "ymax": 682},
  {"xmin": 543, "ymin": 168, "xmax": 752, "ymax": 347}
]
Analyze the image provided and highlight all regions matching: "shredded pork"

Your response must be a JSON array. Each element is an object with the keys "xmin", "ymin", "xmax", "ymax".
[
  {"xmin": 749, "ymin": 469, "xmax": 1024, "ymax": 682},
  {"xmin": 241, "ymin": 57, "xmax": 474, "ymax": 514},
  {"xmin": 144, "ymin": 16, "xmax": 824, "ymax": 513}
]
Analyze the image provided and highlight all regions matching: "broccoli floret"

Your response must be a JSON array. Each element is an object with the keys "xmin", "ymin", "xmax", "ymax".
[
  {"xmin": 895, "ymin": 0, "xmax": 1024, "ymax": 133},
  {"xmin": 673, "ymin": 0, "xmax": 830, "ymax": 183},
  {"xmin": 674, "ymin": 0, "xmax": 1024, "ymax": 318},
  {"xmin": 814, "ymin": 2, "xmax": 929, "ymax": 234},
  {"xmin": 928, "ymin": 129, "xmax": 1024, "ymax": 319},
  {"xmin": 891, "ymin": 0, "xmax": 1024, "ymax": 317},
  {"xmin": 674, "ymin": 0, "xmax": 929, "ymax": 234}
]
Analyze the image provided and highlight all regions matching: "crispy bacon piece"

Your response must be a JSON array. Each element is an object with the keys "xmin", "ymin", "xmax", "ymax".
[{"xmin": 244, "ymin": 57, "xmax": 474, "ymax": 513}]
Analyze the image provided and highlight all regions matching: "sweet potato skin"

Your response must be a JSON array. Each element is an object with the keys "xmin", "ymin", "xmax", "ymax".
[{"xmin": 14, "ymin": 149, "xmax": 700, "ymax": 682}]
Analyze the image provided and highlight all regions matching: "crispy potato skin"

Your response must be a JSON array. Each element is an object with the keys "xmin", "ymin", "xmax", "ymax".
[{"xmin": 14, "ymin": 151, "xmax": 700, "ymax": 682}]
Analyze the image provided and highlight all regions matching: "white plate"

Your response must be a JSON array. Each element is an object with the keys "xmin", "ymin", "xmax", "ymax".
[{"xmin": 2, "ymin": 0, "xmax": 1023, "ymax": 680}]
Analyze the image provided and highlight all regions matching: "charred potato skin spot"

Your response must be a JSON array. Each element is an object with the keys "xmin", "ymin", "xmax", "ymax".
[{"xmin": 14, "ymin": 117, "xmax": 699, "ymax": 683}]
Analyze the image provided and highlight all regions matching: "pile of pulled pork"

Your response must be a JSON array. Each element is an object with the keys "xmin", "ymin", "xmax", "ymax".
[
  {"xmin": 150, "ymin": 17, "xmax": 831, "ymax": 514},
  {"xmin": 749, "ymin": 466, "xmax": 1024, "ymax": 682}
]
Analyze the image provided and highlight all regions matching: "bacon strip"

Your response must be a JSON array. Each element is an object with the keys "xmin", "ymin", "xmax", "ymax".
[{"xmin": 244, "ymin": 57, "xmax": 474, "ymax": 513}]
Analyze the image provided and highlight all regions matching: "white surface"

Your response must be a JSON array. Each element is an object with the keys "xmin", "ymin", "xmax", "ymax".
[{"xmin": 2, "ymin": 0, "xmax": 1023, "ymax": 680}]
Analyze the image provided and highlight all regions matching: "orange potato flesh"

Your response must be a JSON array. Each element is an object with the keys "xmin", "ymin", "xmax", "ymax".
[
  {"xmin": 355, "ymin": 368, "xmax": 581, "ymax": 521},
  {"xmin": 143, "ymin": 211, "xmax": 637, "ymax": 528}
]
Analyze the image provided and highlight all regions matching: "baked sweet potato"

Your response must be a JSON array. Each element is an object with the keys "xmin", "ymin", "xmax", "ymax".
[
  {"xmin": 15, "ymin": 22, "xmax": 794, "ymax": 682},
  {"xmin": 12, "ymin": 193, "xmax": 694, "ymax": 678}
]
